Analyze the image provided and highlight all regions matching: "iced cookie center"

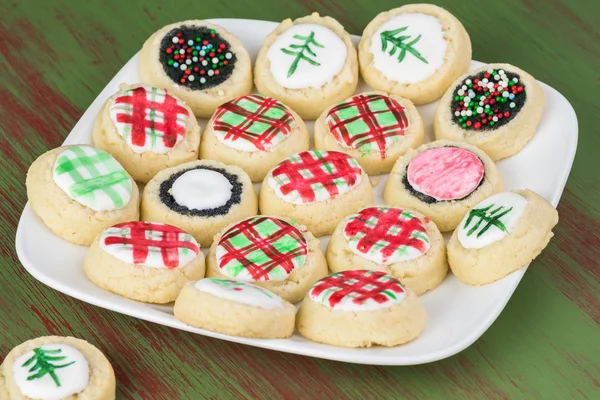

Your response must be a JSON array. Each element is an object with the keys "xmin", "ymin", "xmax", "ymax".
[
  {"xmin": 370, "ymin": 13, "xmax": 446, "ymax": 84},
  {"xmin": 309, "ymin": 270, "xmax": 406, "ymax": 311},
  {"xmin": 458, "ymin": 192, "xmax": 528, "ymax": 249},
  {"xmin": 216, "ymin": 216, "xmax": 308, "ymax": 282},
  {"xmin": 99, "ymin": 221, "xmax": 199, "ymax": 269},
  {"xmin": 109, "ymin": 85, "xmax": 190, "ymax": 155},
  {"xmin": 406, "ymin": 147, "xmax": 484, "ymax": 201},
  {"xmin": 171, "ymin": 169, "xmax": 233, "ymax": 210},
  {"xmin": 344, "ymin": 207, "xmax": 430, "ymax": 265},
  {"xmin": 195, "ymin": 278, "xmax": 285, "ymax": 309},
  {"xmin": 13, "ymin": 344, "xmax": 89, "ymax": 400},
  {"xmin": 267, "ymin": 23, "xmax": 347, "ymax": 89}
]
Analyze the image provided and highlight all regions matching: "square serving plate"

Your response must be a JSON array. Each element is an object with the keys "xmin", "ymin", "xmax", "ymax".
[{"xmin": 15, "ymin": 18, "xmax": 578, "ymax": 365}]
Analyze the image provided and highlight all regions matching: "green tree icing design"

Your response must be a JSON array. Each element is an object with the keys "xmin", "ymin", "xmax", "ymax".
[
  {"xmin": 464, "ymin": 204, "xmax": 514, "ymax": 238},
  {"xmin": 22, "ymin": 347, "xmax": 75, "ymax": 387},
  {"xmin": 380, "ymin": 27, "xmax": 428, "ymax": 64},
  {"xmin": 280, "ymin": 32, "xmax": 324, "ymax": 77}
]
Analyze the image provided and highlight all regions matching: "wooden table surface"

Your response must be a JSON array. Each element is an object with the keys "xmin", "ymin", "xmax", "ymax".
[{"xmin": 1, "ymin": 0, "xmax": 599, "ymax": 398}]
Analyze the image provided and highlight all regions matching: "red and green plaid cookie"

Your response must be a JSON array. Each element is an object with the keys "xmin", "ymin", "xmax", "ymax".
[
  {"xmin": 109, "ymin": 85, "xmax": 190, "ymax": 154},
  {"xmin": 267, "ymin": 150, "xmax": 363, "ymax": 204},
  {"xmin": 216, "ymin": 216, "xmax": 308, "ymax": 282},
  {"xmin": 309, "ymin": 270, "xmax": 406, "ymax": 311},
  {"xmin": 211, "ymin": 94, "xmax": 296, "ymax": 152},
  {"xmin": 343, "ymin": 207, "xmax": 430, "ymax": 265},
  {"xmin": 326, "ymin": 94, "xmax": 409, "ymax": 158},
  {"xmin": 99, "ymin": 221, "xmax": 199, "ymax": 269}
]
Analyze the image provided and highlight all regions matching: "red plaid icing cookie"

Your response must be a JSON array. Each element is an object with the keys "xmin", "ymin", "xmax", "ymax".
[
  {"xmin": 267, "ymin": 150, "xmax": 363, "ymax": 204},
  {"xmin": 216, "ymin": 216, "xmax": 308, "ymax": 282},
  {"xmin": 109, "ymin": 85, "xmax": 190, "ymax": 154},
  {"xmin": 99, "ymin": 221, "xmax": 200, "ymax": 269},
  {"xmin": 309, "ymin": 270, "xmax": 406, "ymax": 311},
  {"xmin": 343, "ymin": 207, "xmax": 430, "ymax": 265}
]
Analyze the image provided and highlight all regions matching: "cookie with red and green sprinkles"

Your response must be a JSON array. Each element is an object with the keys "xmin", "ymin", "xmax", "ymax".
[
  {"xmin": 140, "ymin": 20, "xmax": 252, "ymax": 118},
  {"xmin": 434, "ymin": 63, "xmax": 546, "ymax": 161}
]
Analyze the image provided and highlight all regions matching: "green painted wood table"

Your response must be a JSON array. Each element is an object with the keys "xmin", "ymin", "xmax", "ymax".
[{"xmin": 1, "ymin": 0, "xmax": 599, "ymax": 398}]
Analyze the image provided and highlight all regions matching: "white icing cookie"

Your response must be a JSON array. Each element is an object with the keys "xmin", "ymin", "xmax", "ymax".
[
  {"xmin": 171, "ymin": 169, "xmax": 233, "ymax": 210},
  {"xmin": 194, "ymin": 278, "xmax": 285, "ymax": 309}
]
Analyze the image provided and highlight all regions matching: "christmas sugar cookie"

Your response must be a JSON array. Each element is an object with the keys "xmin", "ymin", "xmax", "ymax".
[
  {"xmin": 26, "ymin": 145, "xmax": 139, "ymax": 246},
  {"xmin": 296, "ymin": 270, "xmax": 426, "ymax": 348},
  {"xmin": 259, "ymin": 150, "xmax": 374, "ymax": 236},
  {"xmin": 84, "ymin": 221, "xmax": 205, "ymax": 303},
  {"xmin": 139, "ymin": 20, "xmax": 252, "ymax": 118},
  {"xmin": 448, "ymin": 189, "xmax": 558, "ymax": 286},
  {"xmin": 0, "ymin": 336, "xmax": 115, "ymax": 400},
  {"xmin": 314, "ymin": 92, "xmax": 424, "ymax": 175},
  {"xmin": 200, "ymin": 94, "xmax": 310, "ymax": 182},
  {"xmin": 434, "ymin": 63, "xmax": 546, "ymax": 161},
  {"xmin": 327, "ymin": 206, "xmax": 447, "ymax": 295},
  {"xmin": 206, "ymin": 216, "xmax": 328, "ymax": 303},
  {"xmin": 141, "ymin": 159, "xmax": 257, "ymax": 247},
  {"xmin": 92, "ymin": 83, "xmax": 201, "ymax": 183},
  {"xmin": 174, "ymin": 278, "xmax": 296, "ymax": 339},
  {"xmin": 358, "ymin": 4, "xmax": 471, "ymax": 104},
  {"xmin": 254, "ymin": 12, "xmax": 359, "ymax": 119}
]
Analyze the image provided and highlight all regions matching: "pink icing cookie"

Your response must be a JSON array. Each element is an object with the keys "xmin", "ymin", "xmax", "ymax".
[{"xmin": 407, "ymin": 147, "xmax": 484, "ymax": 201}]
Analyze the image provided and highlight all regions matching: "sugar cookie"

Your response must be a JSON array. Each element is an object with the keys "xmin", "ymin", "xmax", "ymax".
[
  {"xmin": 139, "ymin": 20, "xmax": 252, "ymax": 118},
  {"xmin": 296, "ymin": 270, "xmax": 426, "ymax": 348},
  {"xmin": 254, "ymin": 12, "xmax": 359, "ymax": 119},
  {"xmin": 448, "ymin": 189, "xmax": 558, "ymax": 285},
  {"xmin": 199, "ymin": 94, "xmax": 310, "ymax": 182},
  {"xmin": 26, "ymin": 145, "xmax": 139, "ymax": 246}
]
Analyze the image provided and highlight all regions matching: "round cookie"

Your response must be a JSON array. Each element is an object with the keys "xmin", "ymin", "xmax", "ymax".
[
  {"xmin": 199, "ymin": 94, "xmax": 310, "ymax": 182},
  {"xmin": 254, "ymin": 12, "xmax": 359, "ymax": 120},
  {"xmin": 174, "ymin": 278, "xmax": 296, "ymax": 339},
  {"xmin": 84, "ymin": 221, "xmax": 205, "ymax": 303},
  {"xmin": 0, "ymin": 336, "xmax": 115, "ymax": 400},
  {"xmin": 448, "ymin": 189, "xmax": 558, "ymax": 286},
  {"xmin": 434, "ymin": 63, "xmax": 546, "ymax": 161},
  {"xmin": 314, "ymin": 92, "xmax": 424, "ymax": 175},
  {"xmin": 326, "ymin": 206, "xmax": 447, "ymax": 295},
  {"xmin": 139, "ymin": 20, "xmax": 252, "ymax": 118},
  {"xmin": 259, "ymin": 150, "xmax": 374, "ymax": 237},
  {"xmin": 92, "ymin": 83, "xmax": 201, "ymax": 183},
  {"xmin": 26, "ymin": 145, "xmax": 139, "ymax": 246},
  {"xmin": 384, "ymin": 140, "xmax": 503, "ymax": 232},
  {"xmin": 358, "ymin": 4, "xmax": 471, "ymax": 104},
  {"xmin": 141, "ymin": 159, "xmax": 258, "ymax": 247},
  {"xmin": 296, "ymin": 270, "xmax": 426, "ymax": 348},
  {"xmin": 206, "ymin": 216, "xmax": 328, "ymax": 304}
]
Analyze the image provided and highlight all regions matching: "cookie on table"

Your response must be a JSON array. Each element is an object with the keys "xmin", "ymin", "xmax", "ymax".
[
  {"xmin": 434, "ymin": 63, "xmax": 545, "ymax": 161},
  {"xmin": 206, "ymin": 216, "xmax": 328, "ymax": 304},
  {"xmin": 141, "ymin": 159, "xmax": 258, "ymax": 247},
  {"xmin": 384, "ymin": 140, "xmax": 503, "ymax": 232},
  {"xmin": 139, "ymin": 20, "xmax": 252, "ymax": 118},
  {"xmin": 174, "ymin": 278, "xmax": 296, "ymax": 339},
  {"xmin": 358, "ymin": 4, "xmax": 471, "ymax": 104},
  {"xmin": 0, "ymin": 336, "xmax": 115, "ymax": 400},
  {"xmin": 254, "ymin": 12, "xmax": 359, "ymax": 120},
  {"xmin": 26, "ymin": 145, "xmax": 139, "ymax": 246},
  {"xmin": 84, "ymin": 221, "xmax": 205, "ymax": 304},
  {"xmin": 259, "ymin": 150, "xmax": 374, "ymax": 237},
  {"xmin": 296, "ymin": 270, "xmax": 426, "ymax": 348},
  {"xmin": 199, "ymin": 94, "xmax": 310, "ymax": 182},
  {"xmin": 327, "ymin": 206, "xmax": 447, "ymax": 295},
  {"xmin": 448, "ymin": 189, "xmax": 558, "ymax": 286},
  {"xmin": 92, "ymin": 83, "xmax": 201, "ymax": 183},
  {"xmin": 314, "ymin": 92, "xmax": 424, "ymax": 175}
]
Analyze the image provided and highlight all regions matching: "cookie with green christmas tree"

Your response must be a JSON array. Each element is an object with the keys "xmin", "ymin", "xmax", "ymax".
[
  {"xmin": 448, "ymin": 189, "xmax": 558, "ymax": 286},
  {"xmin": 0, "ymin": 336, "xmax": 115, "ymax": 400}
]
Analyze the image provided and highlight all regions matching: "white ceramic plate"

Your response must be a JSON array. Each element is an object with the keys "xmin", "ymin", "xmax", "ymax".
[{"xmin": 15, "ymin": 18, "xmax": 578, "ymax": 365}]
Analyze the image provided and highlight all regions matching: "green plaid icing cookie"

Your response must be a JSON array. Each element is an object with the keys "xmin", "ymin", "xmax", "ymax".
[
  {"xmin": 211, "ymin": 94, "xmax": 295, "ymax": 152},
  {"xmin": 53, "ymin": 145, "xmax": 133, "ymax": 212}
]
